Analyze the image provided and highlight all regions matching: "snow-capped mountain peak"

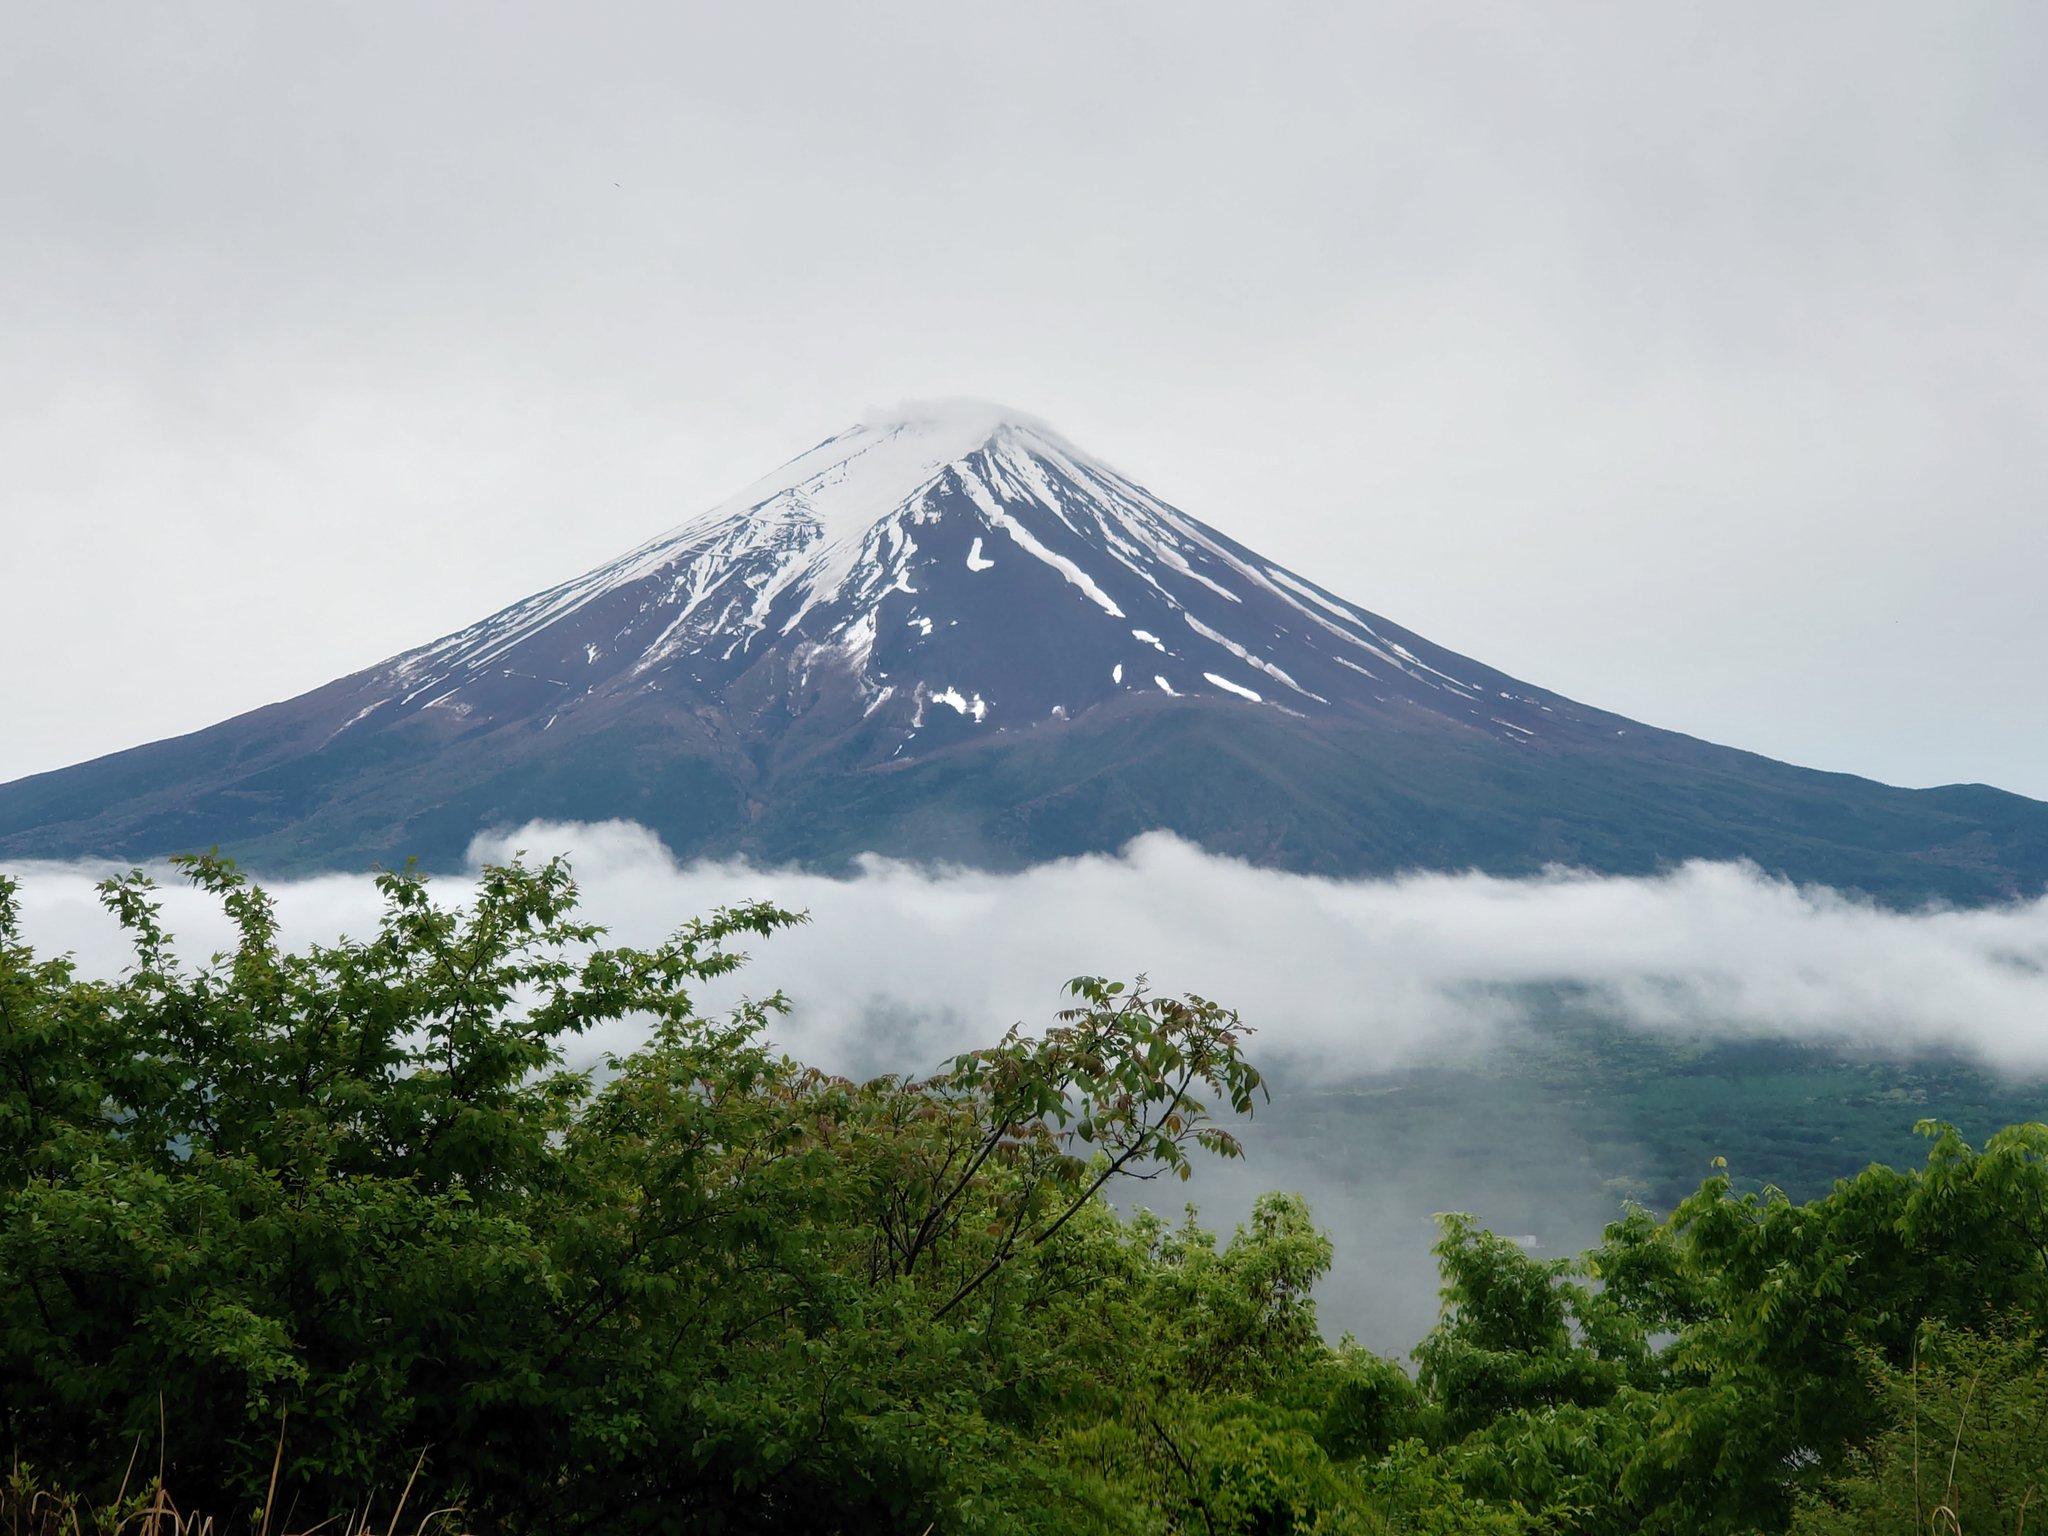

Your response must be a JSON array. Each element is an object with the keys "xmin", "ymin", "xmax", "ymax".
[
  {"xmin": 353, "ymin": 404, "xmax": 1572, "ymax": 758},
  {"xmin": 12, "ymin": 404, "xmax": 2045, "ymax": 906}
]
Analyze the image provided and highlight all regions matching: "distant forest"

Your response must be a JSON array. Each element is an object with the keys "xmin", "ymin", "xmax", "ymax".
[{"xmin": 3, "ymin": 856, "xmax": 2045, "ymax": 1534}]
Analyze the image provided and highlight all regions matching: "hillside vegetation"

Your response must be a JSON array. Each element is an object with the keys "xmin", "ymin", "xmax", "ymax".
[{"xmin": 3, "ymin": 857, "xmax": 2045, "ymax": 1533}]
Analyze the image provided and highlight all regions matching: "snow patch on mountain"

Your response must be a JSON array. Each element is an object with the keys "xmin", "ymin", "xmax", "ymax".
[
  {"xmin": 350, "ymin": 401, "xmax": 1559, "ymax": 759},
  {"xmin": 932, "ymin": 686, "xmax": 989, "ymax": 722}
]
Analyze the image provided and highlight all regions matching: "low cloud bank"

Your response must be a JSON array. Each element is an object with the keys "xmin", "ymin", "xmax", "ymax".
[
  {"xmin": 10, "ymin": 821, "xmax": 2048, "ymax": 1347},
  {"xmin": 9, "ymin": 821, "xmax": 2048, "ymax": 1075}
]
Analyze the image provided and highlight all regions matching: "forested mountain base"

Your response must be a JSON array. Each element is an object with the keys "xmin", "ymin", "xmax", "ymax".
[{"xmin": 3, "ymin": 859, "xmax": 2046, "ymax": 1533}]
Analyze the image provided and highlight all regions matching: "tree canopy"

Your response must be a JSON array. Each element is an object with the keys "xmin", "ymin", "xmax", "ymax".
[{"xmin": 2, "ymin": 854, "xmax": 2045, "ymax": 1534}]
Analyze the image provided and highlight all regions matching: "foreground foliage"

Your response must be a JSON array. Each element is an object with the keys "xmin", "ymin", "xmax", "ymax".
[{"xmin": 3, "ymin": 857, "xmax": 2047, "ymax": 1533}]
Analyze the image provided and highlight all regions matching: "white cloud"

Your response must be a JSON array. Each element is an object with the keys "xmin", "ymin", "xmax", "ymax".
[
  {"xmin": 13, "ymin": 822, "xmax": 2048, "ymax": 1074},
  {"xmin": 13, "ymin": 820, "xmax": 2048, "ymax": 1348}
]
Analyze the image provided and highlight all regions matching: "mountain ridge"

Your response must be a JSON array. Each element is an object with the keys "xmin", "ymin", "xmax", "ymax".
[{"xmin": 4, "ymin": 404, "xmax": 2045, "ymax": 903}]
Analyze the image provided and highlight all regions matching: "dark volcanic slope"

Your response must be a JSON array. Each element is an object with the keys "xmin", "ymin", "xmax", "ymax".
[{"xmin": 3, "ymin": 403, "xmax": 2044, "ymax": 902}]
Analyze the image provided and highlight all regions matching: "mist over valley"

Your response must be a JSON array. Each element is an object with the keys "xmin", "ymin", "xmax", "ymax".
[{"xmin": 16, "ymin": 820, "xmax": 2048, "ymax": 1350}]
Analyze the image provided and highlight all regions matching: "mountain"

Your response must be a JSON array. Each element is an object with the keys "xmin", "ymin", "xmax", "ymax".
[{"xmin": 4, "ymin": 402, "xmax": 2045, "ymax": 901}]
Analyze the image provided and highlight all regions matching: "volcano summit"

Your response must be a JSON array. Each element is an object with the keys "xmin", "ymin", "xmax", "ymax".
[{"xmin": 4, "ymin": 403, "xmax": 2044, "ymax": 900}]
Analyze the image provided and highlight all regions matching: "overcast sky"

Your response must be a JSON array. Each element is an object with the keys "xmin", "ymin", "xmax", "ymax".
[{"xmin": 4, "ymin": 3, "xmax": 2044, "ymax": 797}]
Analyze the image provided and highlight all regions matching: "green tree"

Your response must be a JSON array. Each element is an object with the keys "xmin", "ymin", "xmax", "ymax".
[
  {"xmin": 0, "ymin": 854, "xmax": 1336, "ymax": 1534},
  {"xmin": 1790, "ymin": 1320, "xmax": 2048, "ymax": 1536},
  {"xmin": 1391, "ymin": 1125, "xmax": 2048, "ymax": 1536}
]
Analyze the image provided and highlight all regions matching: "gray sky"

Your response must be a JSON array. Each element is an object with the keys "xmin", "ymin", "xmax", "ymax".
[{"xmin": 4, "ymin": 3, "xmax": 2045, "ymax": 796}]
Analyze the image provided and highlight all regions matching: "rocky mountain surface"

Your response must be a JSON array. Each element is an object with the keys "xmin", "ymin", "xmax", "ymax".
[{"xmin": 4, "ymin": 403, "xmax": 2043, "ymax": 901}]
